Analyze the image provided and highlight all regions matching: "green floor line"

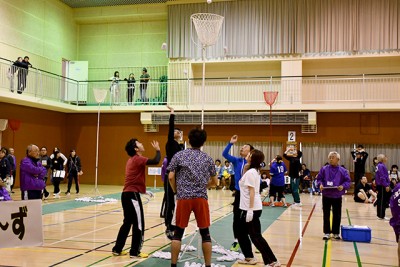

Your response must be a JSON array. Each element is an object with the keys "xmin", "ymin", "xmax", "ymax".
[
  {"xmin": 345, "ymin": 208, "xmax": 362, "ymax": 267},
  {"xmin": 322, "ymin": 240, "xmax": 328, "ymax": 267},
  {"xmin": 42, "ymin": 187, "xmax": 164, "ymax": 215}
]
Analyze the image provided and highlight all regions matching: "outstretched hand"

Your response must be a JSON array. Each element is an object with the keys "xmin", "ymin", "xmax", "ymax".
[
  {"xmin": 230, "ymin": 135, "xmax": 238, "ymax": 144},
  {"xmin": 151, "ymin": 140, "xmax": 160, "ymax": 151},
  {"xmin": 167, "ymin": 105, "xmax": 174, "ymax": 113}
]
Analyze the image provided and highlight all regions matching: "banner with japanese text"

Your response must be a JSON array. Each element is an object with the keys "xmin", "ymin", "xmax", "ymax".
[{"xmin": 0, "ymin": 199, "xmax": 43, "ymax": 248}]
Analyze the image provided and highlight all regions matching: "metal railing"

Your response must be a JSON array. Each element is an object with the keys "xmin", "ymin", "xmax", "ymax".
[{"xmin": 1, "ymin": 58, "xmax": 400, "ymax": 111}]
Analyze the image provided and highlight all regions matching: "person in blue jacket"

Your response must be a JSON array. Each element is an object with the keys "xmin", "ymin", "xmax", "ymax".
[
  {"xmin": 317, "ymin": 151, "xmax": 351, "ymax": 240},
  {"xmin": 269, "ymin": 155, "xmax": 287, "ymax": 207},
  {"xmin": 222, "ymin": 135, "xmax": 253, "ymax": 252}
]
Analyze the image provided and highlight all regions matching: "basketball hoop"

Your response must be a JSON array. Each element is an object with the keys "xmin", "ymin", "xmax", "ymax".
[{"xmin": 191, "ymin": 13, "xmax": 224, "ymax": 47}]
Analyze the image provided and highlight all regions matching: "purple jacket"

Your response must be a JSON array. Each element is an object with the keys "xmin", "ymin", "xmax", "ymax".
[
  {"xmin": 317, "ymin": 165, "xmax": 351, "ymax": 198},
  {"xmin": 375, "ymin": 162, "xmax": 390, "ymax": 187},
  {"xmin": 0, "ymin": 186, "xmax": 11, "ymax": 201},
  {"xmin": 390, "ymin": 183, "xmax": 400, "ymax": 233},
  {"xmin": 20, "ymin": 156, "xmax": 46, "ymax": 191}
]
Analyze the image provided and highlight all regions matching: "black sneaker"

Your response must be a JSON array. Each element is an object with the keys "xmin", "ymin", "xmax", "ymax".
[{"xmin": 44, "ymin": 191, "xmax": 50, "ymax": 200}]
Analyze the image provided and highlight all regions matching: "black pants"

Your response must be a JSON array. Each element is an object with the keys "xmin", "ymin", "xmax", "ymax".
[
  {"xmin": 237, "ymin": 210, "xmax": 277, "ymax": 265},
  {"xmin": 322, "ymin": 196, "xmax": 342, "ymax": 235},
  {"xmin": 376, "ymin": 185, "xmax": 391, "ymax": 218},
  {"xmin": 52, "ymin": 177, "xmax": 62, "ymax": 194},
  {"xmin": 113, "ymin": 192, "xmax": 144, "ymax": 256},
  {"xmin": 127, "ymin": 86, "xmax": 135, "ymax": 103},
  {"xmin": 67, "ymin": 171, "xmax": 79, "ymax": 193},
  {"xmin": 163, "ymin": 176, "xmax": 175, "ymax": 231},
  {"xmin": 21, "ymin": 190, "xmax": 42, "ymax": 200},
  {"xmin": 232, "ymin": 192, "xmax": 241, "ymax": 239}
]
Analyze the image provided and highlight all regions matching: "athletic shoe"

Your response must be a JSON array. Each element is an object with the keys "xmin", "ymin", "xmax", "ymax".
[
  {"xmin": 112, "ymin": 250, "xmax": 128, "ymax": 256},
  {"xmin": 333, "ymin": 234, "xmax": 341, "ymax": 240},
  {"xmin": 230, "ymin": 242, "xmax": 240, "ymax": 252},
  {"xmin": 44, "ymin": 191, "xmax": 50, "ymax": 200},
  {"xmin": 377, "ymin": 217, "xmax": 390, "ymax": 221},
  {"xmin": 65, "ymin": 192, "xmax": 70, "ymax": 196},
  {"xmin": 323, "ymin": 234, "xmax": 330, "ymax": 240},
  {"xmin": 54, "ymin": 193, "xmax": 60, "ymax": 199},
  {"xmin": 265, "ymin": 261, "xmax": 281, "ymax": 267},
  {"xmin": 237, "ymin": 258, "xmax": 257, "ymax": 265},
  {"xmin": 130, "ymin": 252, "xmax": 148, "ymax": 258},
  {"xmin": 270, "ymin": 203, "xmax": 275, "ymax": 207}
]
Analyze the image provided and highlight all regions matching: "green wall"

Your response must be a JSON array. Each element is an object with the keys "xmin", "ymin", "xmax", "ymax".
[
  {"xmin": 0, "ymin": 0, "xmax": 77, "ymax": 74},
  {"xmin": 0, "ymin": 1, "xmax": 168, "ymax": 78},
  {"xmin": 74, "ymin": 4, "xmax": 168, "ymax": 80}
]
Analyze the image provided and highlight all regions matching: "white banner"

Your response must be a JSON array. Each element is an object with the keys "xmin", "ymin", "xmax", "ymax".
[{"xmin": 0, "ymin": 199, "xmax": 43, "ymax": 248}]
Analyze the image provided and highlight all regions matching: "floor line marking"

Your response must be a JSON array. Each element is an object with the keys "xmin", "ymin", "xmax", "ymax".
[{"xmin": 286, "ymin": 203, "xmax": 317, "ymax": 267}]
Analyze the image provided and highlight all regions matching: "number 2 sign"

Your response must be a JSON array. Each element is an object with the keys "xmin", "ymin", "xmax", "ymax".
[{"xmin": 288, "ymin": 131, "xmax": 296, "ymax": 142}]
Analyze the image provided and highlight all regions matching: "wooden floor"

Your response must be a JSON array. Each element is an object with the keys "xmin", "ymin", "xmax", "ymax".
[{"xmin": 0, "ymin": 184, "xmax": 397, "ymax": 267}]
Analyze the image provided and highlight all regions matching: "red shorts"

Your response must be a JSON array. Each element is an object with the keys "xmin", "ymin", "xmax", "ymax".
[{"xmin": 175, "ymin": 198, "xmax": 210, "ymax": 229}]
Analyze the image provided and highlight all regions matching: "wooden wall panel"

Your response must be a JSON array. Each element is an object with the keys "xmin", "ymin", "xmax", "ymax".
[{"xmin": 2, "ymin": 102, "xmax": 400, "ymax": 187}]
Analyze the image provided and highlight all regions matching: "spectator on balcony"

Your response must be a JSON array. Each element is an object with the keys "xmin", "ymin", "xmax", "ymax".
[
  {"xmin": 140, "ymin": 68, "xmax": 150, "ymax": 103},
  {"xmin": 351, "ymin": 145, "xmax": 368, "ymax": 187},
  {"xmin": 8, "ymin": 57, "xmax": 23, "ymax": 92},
  {"xmin": 110, "ymin": 71, "xmax": 121, "ymax": 105},
  {"xmin": 18, "ymin": 56, "xmax": 32, "ymax": 94},
  {"xmin": 124, "ymin": 73, "xmax": 136, "ymax": 104}
]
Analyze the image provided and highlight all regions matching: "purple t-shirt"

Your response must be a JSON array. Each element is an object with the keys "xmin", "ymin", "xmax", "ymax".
[
  {"xmin": 167, "ymin": 148, "xmax": 215, "ymax": 200},
  {"xmin": 316, "ymin": 165, "xmax": 351, "ymax": 198},
  {"xmin": 390, "ymin": 183, "xmax": 400, "ymax": 234}
]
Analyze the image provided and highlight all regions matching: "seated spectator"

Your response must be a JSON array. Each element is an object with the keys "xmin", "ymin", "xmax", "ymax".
[
  {"xmin": 389, "ymin": 165, "xmax": 400, "ymax": 189},
  {"xmin": 300, "ymin": 163, "xmax": 311, "ymax": 192},
  {"xmin": 0, "ymin": 179, "xmax": 11, "ymax": 201},
  {"xmin": 371, "ymin": 178, "xmax": 377, "ymax": 192},
  {"xmin": 220, "ymin": 160, "xmax": 234, "ymax": 190},
  {"xmin": 354, "ymin": 176, "xmax": 377, "ymax": 203},
  {"xmin": 312, "ymin": 178, "xmax": 321, "ymax": 195},
  {"xmin": 260, "ymin": 172, "xmax": 270, "ymax": 197}
]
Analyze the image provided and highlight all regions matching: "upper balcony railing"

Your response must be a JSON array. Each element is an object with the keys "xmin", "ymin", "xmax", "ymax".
[{"xmin": 1, "ymin": 58, "xmax": 400, "ymax": 112}]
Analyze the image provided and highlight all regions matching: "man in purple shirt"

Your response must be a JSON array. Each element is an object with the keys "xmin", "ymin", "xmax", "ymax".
[
  {"xmin": 375, "ymin": 154, "xmax": 391, "ymax": 220},
  {"xmin": 20, "ymin": 144, "xmax": 46, "ymax": 200},
  {"xmin": 390, "ymin": 183, "xmax": 400, "ymax": 267},
  {"xmin": 317, "ymin": 151, "xmax": 351, "ymax": 240}
]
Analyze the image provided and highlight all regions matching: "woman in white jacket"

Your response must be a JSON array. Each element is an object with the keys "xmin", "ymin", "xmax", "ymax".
[
  {"xmin": 237, "ymin": 149, "xmax": 280, "ymax": 267},
  {"xmin": 110, "ymin": 71, "xmax": 120, "ymax": 104}
]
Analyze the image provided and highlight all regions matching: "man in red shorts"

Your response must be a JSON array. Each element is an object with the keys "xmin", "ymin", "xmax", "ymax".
[{"xmin": 168, "ymin": 128, "xmax": 218, "ymax": 267}]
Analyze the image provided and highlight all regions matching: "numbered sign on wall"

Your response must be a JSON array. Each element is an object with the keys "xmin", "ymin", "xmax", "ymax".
[{"xmin": 288, "ymin": 131, "xmax": 296, "ymax": 141}]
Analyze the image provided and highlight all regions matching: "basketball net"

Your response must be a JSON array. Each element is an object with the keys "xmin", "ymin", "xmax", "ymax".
[
  {"xmin": 93, "ymin": 88, "xmax": 108, "ymax": 104},
  {"xmin": 263, "ymin": 91, "xmax": 279, "ymax": 107},
  {"xmin": 191, "ymin": 13, "xmax": 224, "ymax": 47}
]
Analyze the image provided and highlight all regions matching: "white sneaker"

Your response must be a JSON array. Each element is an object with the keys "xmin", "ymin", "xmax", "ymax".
[
  {"xmin": 54, "ymin": 193, "xmax": 60, "ymax": 199},
  {"xmin": 265, "ymin": 261, "xmax": 281, "ymax": 267},
  {"xmin": 270, "ymin": 203, "xmax": 275, "ymax": 207}
]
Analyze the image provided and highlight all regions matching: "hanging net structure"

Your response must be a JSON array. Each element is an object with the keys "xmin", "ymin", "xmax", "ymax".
[
  {"xmin": 263, "ymin": 91, "xmax": 279, "ymax": 107},
  {"xmin": 191, "ymin": 13, "xmax": 224, "ymax": 47},
  {"xmin": 93, "ymin": 88, "xmax": 108, "ymax": 104}
]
